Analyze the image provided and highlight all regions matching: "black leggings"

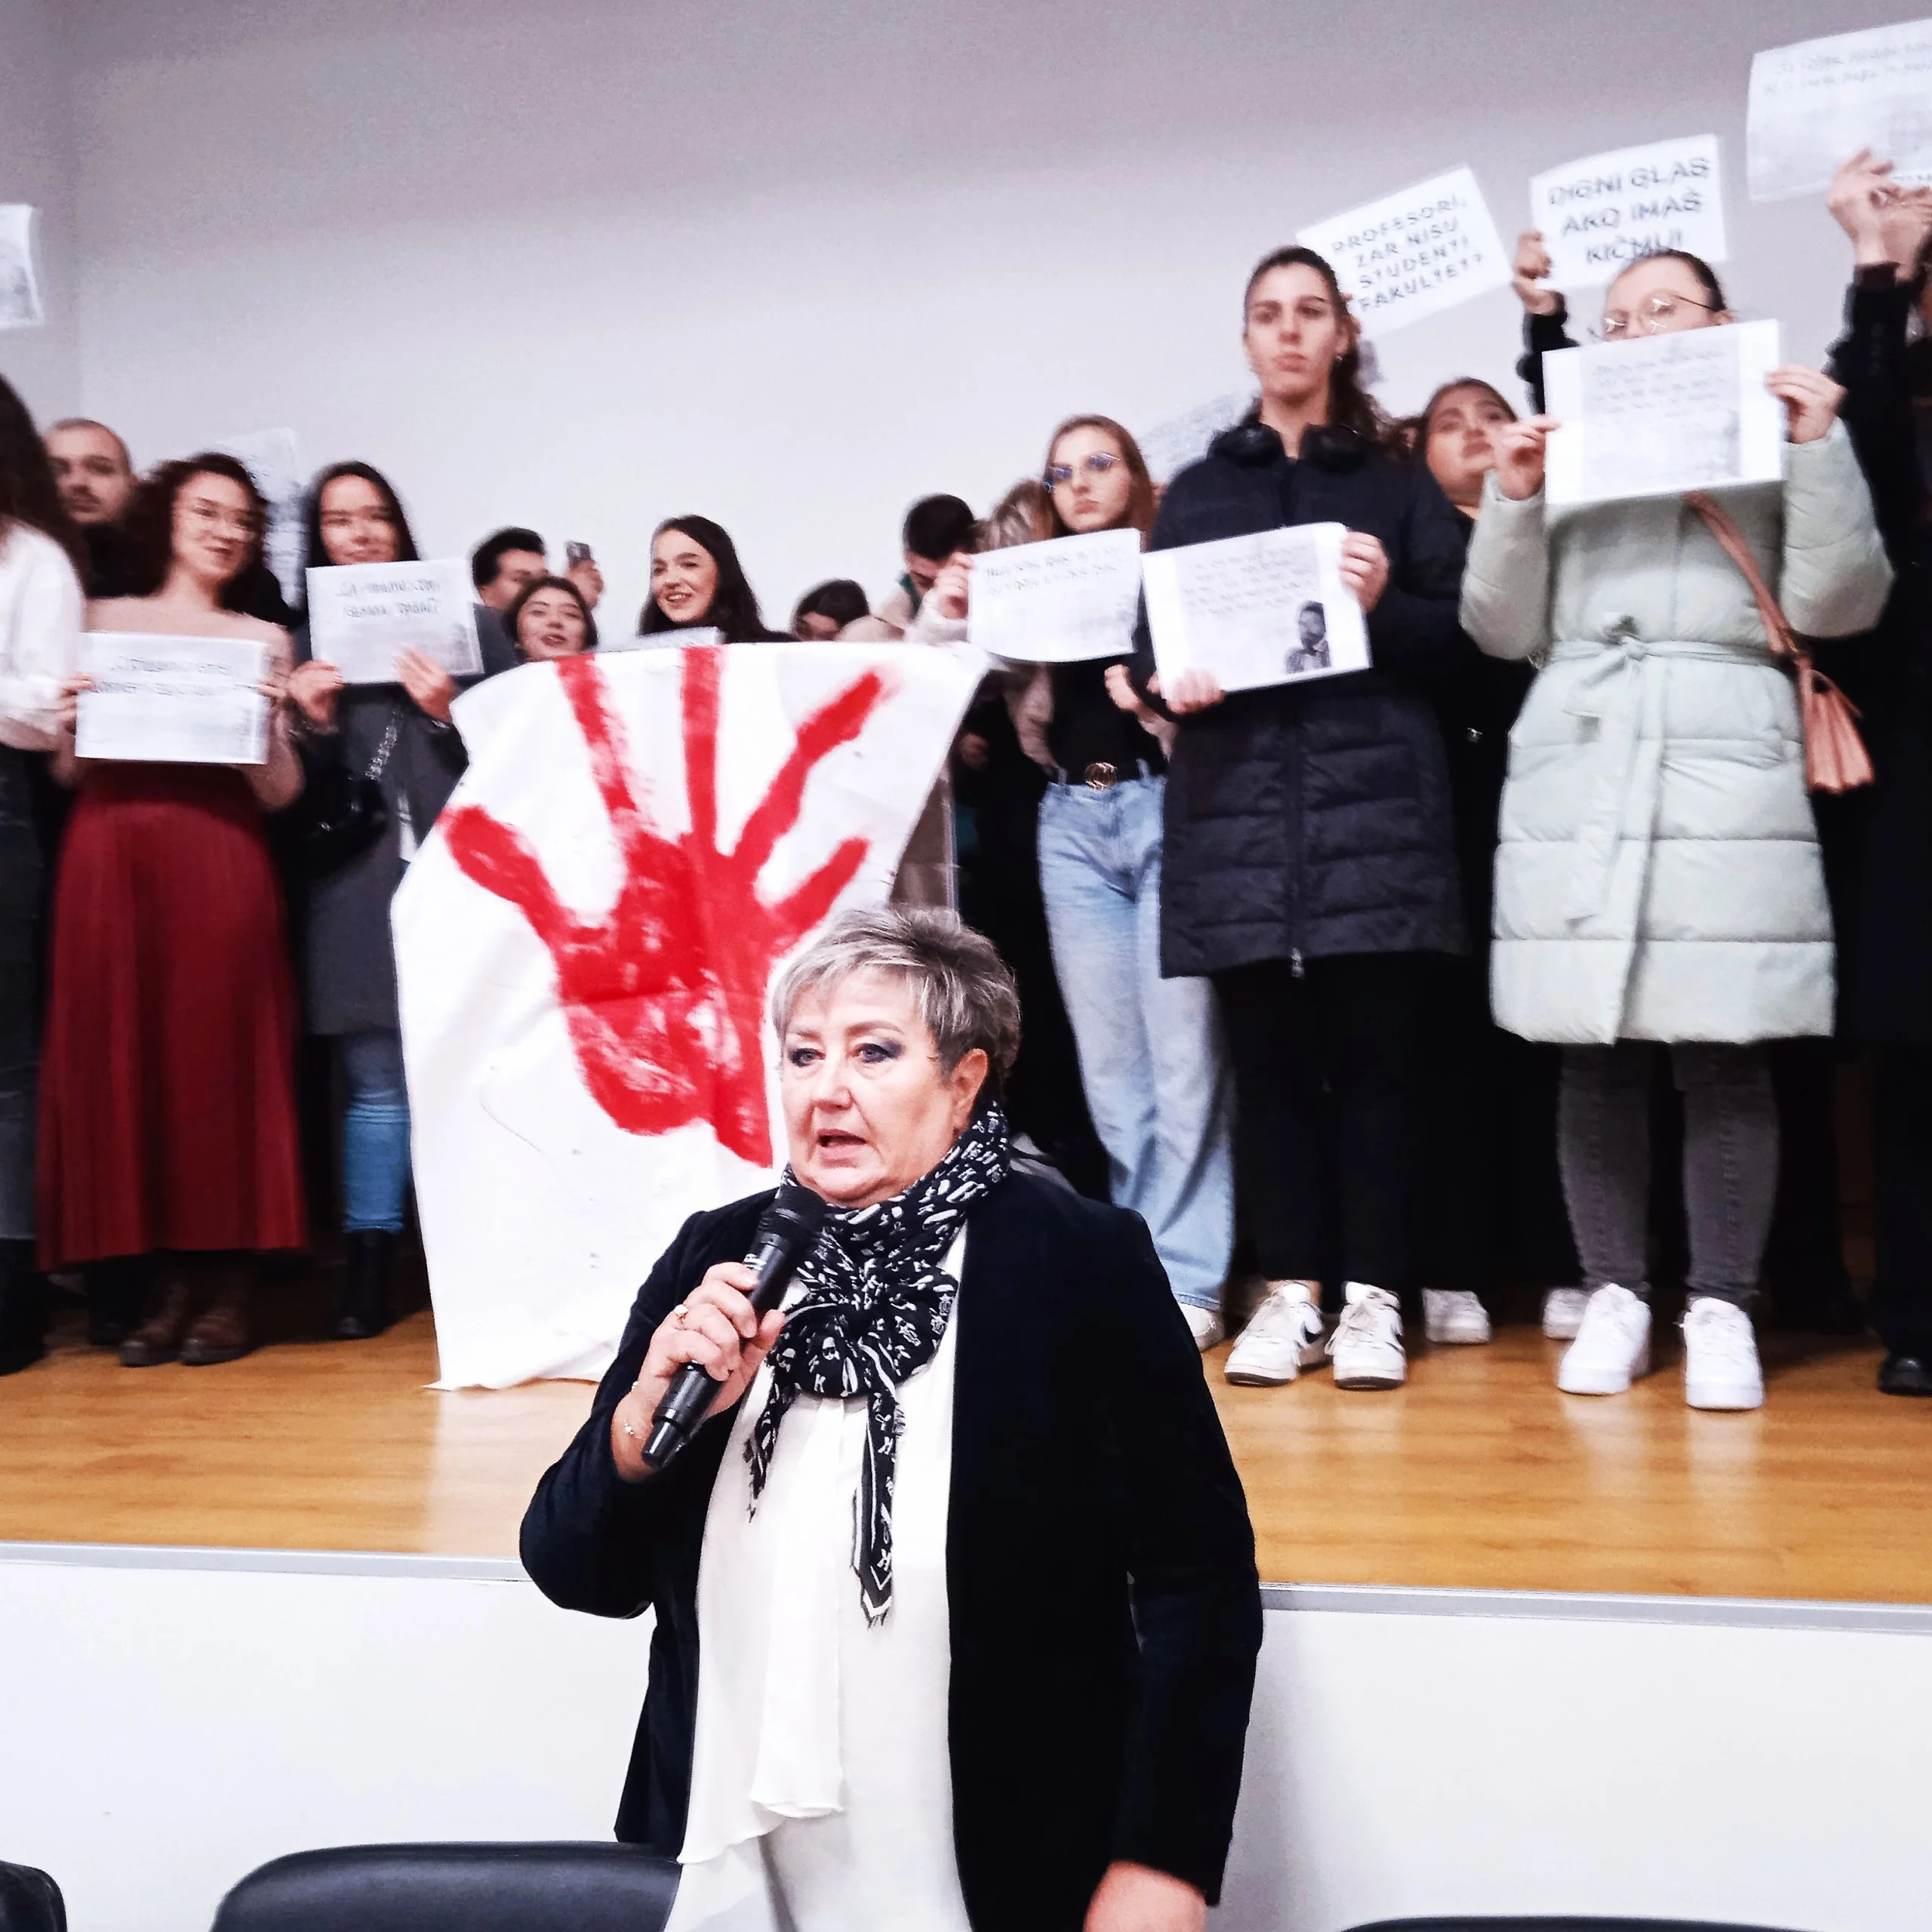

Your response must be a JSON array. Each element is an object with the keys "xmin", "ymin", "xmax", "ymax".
[{"xmin": 1212, "ymin": 953, "xmax": 1431, "ymax": 1292}]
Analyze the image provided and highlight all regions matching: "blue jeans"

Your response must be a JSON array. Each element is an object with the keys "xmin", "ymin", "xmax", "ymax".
[
  {"xmin": 340, "ymin": 1027, "xmax": 411, "ymax": 1234},
  {"xmin": 1038, "ymin": 774, "xmax": 1235, "ymax": 1310}
]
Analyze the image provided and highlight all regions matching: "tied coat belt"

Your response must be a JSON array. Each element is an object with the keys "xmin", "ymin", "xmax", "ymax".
[
  {"xmin": 1554, "ymin": 625, "xmax": 1783, "ymax": 924},
  {"xmin": 1488, "ymin": 620, "xmax": 1835, "ymax": 1045}
]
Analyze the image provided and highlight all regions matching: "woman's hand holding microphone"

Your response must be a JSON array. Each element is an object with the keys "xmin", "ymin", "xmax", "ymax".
[{"xmin": 610, "ymin": 1263, "xmax": 786, "ymax": 1481}]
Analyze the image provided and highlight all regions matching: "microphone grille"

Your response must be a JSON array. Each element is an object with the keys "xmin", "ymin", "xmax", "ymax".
[{"xmin": 761, "ymin": 1182, "xmax": 828, "ymax": 1246}]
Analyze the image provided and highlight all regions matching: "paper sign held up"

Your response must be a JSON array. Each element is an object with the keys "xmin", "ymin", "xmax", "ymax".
[
  {"xmin": 967, "ymin": 530, "xmax": 1143, "ymax": 664},
  {"xmin": 1297, "ymin": 167, "xmax": 1512, "ymax": 332},
  {"xmin": 1530, "ymin": 135, "xmax": 1727, "ymax": 289},
  {"xmin": 1143, "ymin": 523, "xmax": 1368, "ymax": 697},
  {"xmin": 76, "ymin": 633, "xmax": 271, "ymax": 765},
  {"xmin": 0, "ymin": 206, "xmax": 44, "ymax": 332},
  {"xmin": 1543, "ymin": 319, "xmax": 1785, "ymax": 509},
  {"xmin": 1748, "ymin": 19, "xmax": 1932, "ymax": 202},
  {"xmin": 306, "ymin": 559, "xmax": 484, "ymax": 684}
]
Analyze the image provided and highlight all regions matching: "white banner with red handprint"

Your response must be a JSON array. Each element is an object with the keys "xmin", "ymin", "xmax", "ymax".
[{"xmin": 392, "ymin": 641, "xmax": 984, "ymax": 1388}]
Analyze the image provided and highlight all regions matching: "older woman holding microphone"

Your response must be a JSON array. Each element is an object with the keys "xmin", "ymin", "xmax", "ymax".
[{"xmin": 522, "ymin": 906, "xmax": 1261, "ymax": 1932}]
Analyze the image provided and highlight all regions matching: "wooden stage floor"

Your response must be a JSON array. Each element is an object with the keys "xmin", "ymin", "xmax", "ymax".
[{"xmin": 4, "ymin": 1297, "xmax": 1930, "ymax": 1604}]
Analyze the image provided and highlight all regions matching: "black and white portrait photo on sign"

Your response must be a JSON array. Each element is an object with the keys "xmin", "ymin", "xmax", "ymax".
[
  {"xmin": 1143, "ymin": 521, "xmax": 1369, "ymax": 695},
  {"xmin": 1286, "ymin": 600, "xmax": 1331, "ymax": 675}
]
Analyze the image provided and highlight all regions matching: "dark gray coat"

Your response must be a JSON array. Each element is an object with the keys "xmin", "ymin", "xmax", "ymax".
[
  {"xmin": 1128, "ymin": 420, "xmax": 1469, "ymax": 978},
  {"xmin": 292, "ymin": 605, "xmax": 517, "ymax": 1035}
]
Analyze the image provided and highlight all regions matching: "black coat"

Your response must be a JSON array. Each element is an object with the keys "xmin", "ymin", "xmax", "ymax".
[
  {"xmin": 291, "ymin": 607, "xmax": 518, "ymax": 1035},
  {"xmin": 1437, "ymin": 509, "xmax": 1533, "ymax": 951},
  {"xmin": 1128, "ymin": 420, "xmax": 1468, "ymax": 977},
  {"xmin": 520, "ymin": 1171, "xmax": 1263, "ymax": 1931},
  {"xmin": 1819, "ymin": 269, "xmax": 1932, "ymax": 1045}
]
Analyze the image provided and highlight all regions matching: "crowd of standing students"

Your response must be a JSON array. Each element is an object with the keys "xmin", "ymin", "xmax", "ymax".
[{"xmin": 0, "ymin": 150, "xmax": 1927, "ymax": 1411}]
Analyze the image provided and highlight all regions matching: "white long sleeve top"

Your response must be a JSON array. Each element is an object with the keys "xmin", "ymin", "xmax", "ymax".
[{"xmin": 0, "ymin": 521, "xmax": 82, "ymax": 751}]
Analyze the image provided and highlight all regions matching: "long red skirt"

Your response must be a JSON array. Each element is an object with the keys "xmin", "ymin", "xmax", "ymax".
[{"xmin": 37, "ymin": 765, "xmax": 306, "ymax": 1267}]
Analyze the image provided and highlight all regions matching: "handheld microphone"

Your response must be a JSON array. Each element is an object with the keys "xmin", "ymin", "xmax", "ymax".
[{"xmin": 640, "ymin": 1183, "xmax": 827, "ymax": 1473}]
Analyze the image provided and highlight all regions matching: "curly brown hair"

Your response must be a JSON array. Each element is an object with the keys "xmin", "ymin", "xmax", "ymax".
[{"xmin": 122, "ymin": 452, "xmax": 268, "ymax": 602}]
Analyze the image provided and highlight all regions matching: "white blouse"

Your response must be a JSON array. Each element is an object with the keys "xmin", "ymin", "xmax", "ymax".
[
  {"xmin": 664, "ymin": 1234, "xmax": 971, "ymax": 1932},
  {"xmin": 0, "ymin": 522, "xmax": 81, "ymax": 751}
]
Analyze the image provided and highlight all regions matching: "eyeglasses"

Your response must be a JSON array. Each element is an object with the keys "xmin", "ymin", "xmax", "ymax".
[
  {"xmin": 1045, "ymin": 451, "xmax": 1121, "ymax": 486},
  {"xmin": 1593, "ymin": 292, "xmax": 1721, "ymax": 340}
]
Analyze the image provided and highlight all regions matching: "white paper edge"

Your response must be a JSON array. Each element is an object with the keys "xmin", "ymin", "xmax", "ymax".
[
  {"xmin": 1142, "ymin": 523, "xmax": 1367, "ymax": 694},
  {"xmin": 75, "ymin": 632, "xmax": 271, "ymax": 765},
  {"xmin": 1544, "ymin": 321, "xmax": 1784, "ymax": 509},
  {"xmin": 306, "ymin": 558, "xmax": 484, "ymax": 684},
  {"xmin": 966, "ymin": 527, "xmax": 1143, "ymax": 663},
  {"xmin": 1527, "ymin": 133, "xmax": 1729, "ymax": 288}
]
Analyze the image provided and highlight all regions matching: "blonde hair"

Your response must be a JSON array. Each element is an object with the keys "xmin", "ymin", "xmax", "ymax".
[{"xmin": 771, "ymin": 906, "xmax": 1021, "ymax": 1089}]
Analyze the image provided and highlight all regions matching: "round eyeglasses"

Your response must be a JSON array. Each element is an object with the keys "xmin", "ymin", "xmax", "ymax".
[
  {"xmin": 1045, "ymin": 451, "xmax": 1122, "ymax": 486},
  {"xmin": 1592, "ymin": 292, "xmax": 1721, "ymax": 341}
]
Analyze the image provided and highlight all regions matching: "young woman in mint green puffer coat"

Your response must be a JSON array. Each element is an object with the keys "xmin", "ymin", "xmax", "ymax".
[{"xmin": 1460, "ymin": 249, "xmax": 1891, "ymax": 1414}]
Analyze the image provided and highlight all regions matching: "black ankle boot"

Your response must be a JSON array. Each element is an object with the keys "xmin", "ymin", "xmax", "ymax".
[
  {"xmin": 85, "ymin": 1257, "xmax": 149, "ymax": 1348},
  {"xmin": 335, "ymin": 1230, "xmax": 395, "ymax": 1340},
  {"xmin": 0, "ymin": 1258, "xmax": 48, "ymax": 1375}
]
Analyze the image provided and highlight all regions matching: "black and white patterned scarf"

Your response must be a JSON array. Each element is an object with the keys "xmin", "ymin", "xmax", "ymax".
[{"xmin": 745, "ymin": 1103, "xmax": 1011, "ymax": 1624}]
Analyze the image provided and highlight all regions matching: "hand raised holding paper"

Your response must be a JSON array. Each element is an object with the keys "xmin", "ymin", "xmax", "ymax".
[
  {"xmin": 929, "ymin": 554, "xmax": 971, "ymax": 623},
  {"xmin": 1493, "ymin": 417, "xmax": 1561, "ymax": 501},
  {"xmin": 1337, "ymin": 533, "xmax": 1390, "ymax": 613},
  {"xmin": 1512, "ymin": 230, "xmax": 1561, "ymax": 316},
  {"xmin": 287, "ymin": 658, "xmax": 345, "ymax": 731},
  {"xmin": 1764, "ymin": 366, "xmax": 1844, "ymax": 446},
  {"xmin": 1826, "ymin": 150, "xmax": 1932, "ymax": 270},
  {"xmin": 1164, "ymin": 668, "xmax": 1227, "ymax": 715},
  {"xmin": 395, "ymin": 648, "xmax": 457, "ymax": 724},
  {"xmin": 55, "ymin": 672, "xmax": 92, "ymax": 737}
]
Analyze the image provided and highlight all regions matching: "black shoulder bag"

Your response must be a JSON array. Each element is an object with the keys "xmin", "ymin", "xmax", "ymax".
[{"xmin": 294, "ymin": 703, "xmax": 403, "ymax": 878}]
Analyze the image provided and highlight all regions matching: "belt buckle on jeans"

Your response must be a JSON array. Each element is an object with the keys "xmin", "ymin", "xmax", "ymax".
[{"xmin": 1082, "ymin": 762, "xmax": 1118, "ymax": 791}]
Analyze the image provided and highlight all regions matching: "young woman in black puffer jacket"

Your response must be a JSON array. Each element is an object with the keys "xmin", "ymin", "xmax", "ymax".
[{"xmin": 1127, "ymin": 245, "xmax": 1469, "ymax": 1395}]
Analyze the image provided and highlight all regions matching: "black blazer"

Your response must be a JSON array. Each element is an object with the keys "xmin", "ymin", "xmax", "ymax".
[{"xmin": 521, "ymin": 1169, "xmax": 1263, "ymax": 1931}]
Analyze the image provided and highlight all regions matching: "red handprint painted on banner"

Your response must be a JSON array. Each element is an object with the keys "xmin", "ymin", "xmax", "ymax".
[{"xmin": 442, "ymin": 647, "xmax": 891, "ymax": 1165}]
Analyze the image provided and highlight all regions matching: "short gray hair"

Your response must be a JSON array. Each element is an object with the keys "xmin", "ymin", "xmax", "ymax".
[{"xmin": 771, "ymin": 906, "xmax": 1020, "ymax": 1088}]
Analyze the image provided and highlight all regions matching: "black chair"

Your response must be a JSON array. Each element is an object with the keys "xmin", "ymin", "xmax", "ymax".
[
  {"xmin": 210, "ymin": 1843, "xmax": 679, "ymax": 1932},
  {"xmin": 1350, "ymin": 1918, "xmax": 1795, "ymax": 1931},
  {"xmin": 0, "ymin": 1863, "xmax": 65, "ymax": 1932}
]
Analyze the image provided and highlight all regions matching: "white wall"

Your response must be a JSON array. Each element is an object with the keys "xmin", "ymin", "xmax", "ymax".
[
  {"xmin": 0, "ymin": 0, "xmax": 77, "ymax": 419},
  {"xmin": 63, "ymin": 0, "xmax": 1924, "ymax": 631},
  {"xmin": 3, "ymin": 1552, "xmax": 1930, "ymax": 1932}
]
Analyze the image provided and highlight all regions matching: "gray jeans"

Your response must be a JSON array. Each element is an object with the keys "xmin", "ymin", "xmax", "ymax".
[{"xmin": 1558, "ymin": 1041, "xmax": 1778, "ymax": 1307}]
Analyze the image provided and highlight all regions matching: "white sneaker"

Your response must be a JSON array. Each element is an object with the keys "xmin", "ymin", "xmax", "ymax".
[
  {"xmin": 1421, "ymin": 1288, "xmax": 1492, "ymax": 1345},
  {"xmin": 1182, "ymin": 1303, "xmax": 1225, "ymax": 1352},
  {"xmin": 1682, "ymin": 1297, "xmax": 1764, "ymax": 1411},
  {"xmin": 1542, "ymin": 1287, "xmax": 1592, "ymax": 1340},
  {"xmin": 1224, "ymin": 1282, "xmax": 1325, "ymax": 1386},
  {"xmin": 1556, "ymin": 1284, "xmax": 1651, "ymax": 1395},
  {"xmin": 1328, "ymin": 1283, "xmax": 1406, "ymax": 1389}
]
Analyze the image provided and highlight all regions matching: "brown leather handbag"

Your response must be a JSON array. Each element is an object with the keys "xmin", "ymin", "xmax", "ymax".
[{"xmin": 1684, "ymin": 490, "xmax": 1874, "ymax": 793}]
